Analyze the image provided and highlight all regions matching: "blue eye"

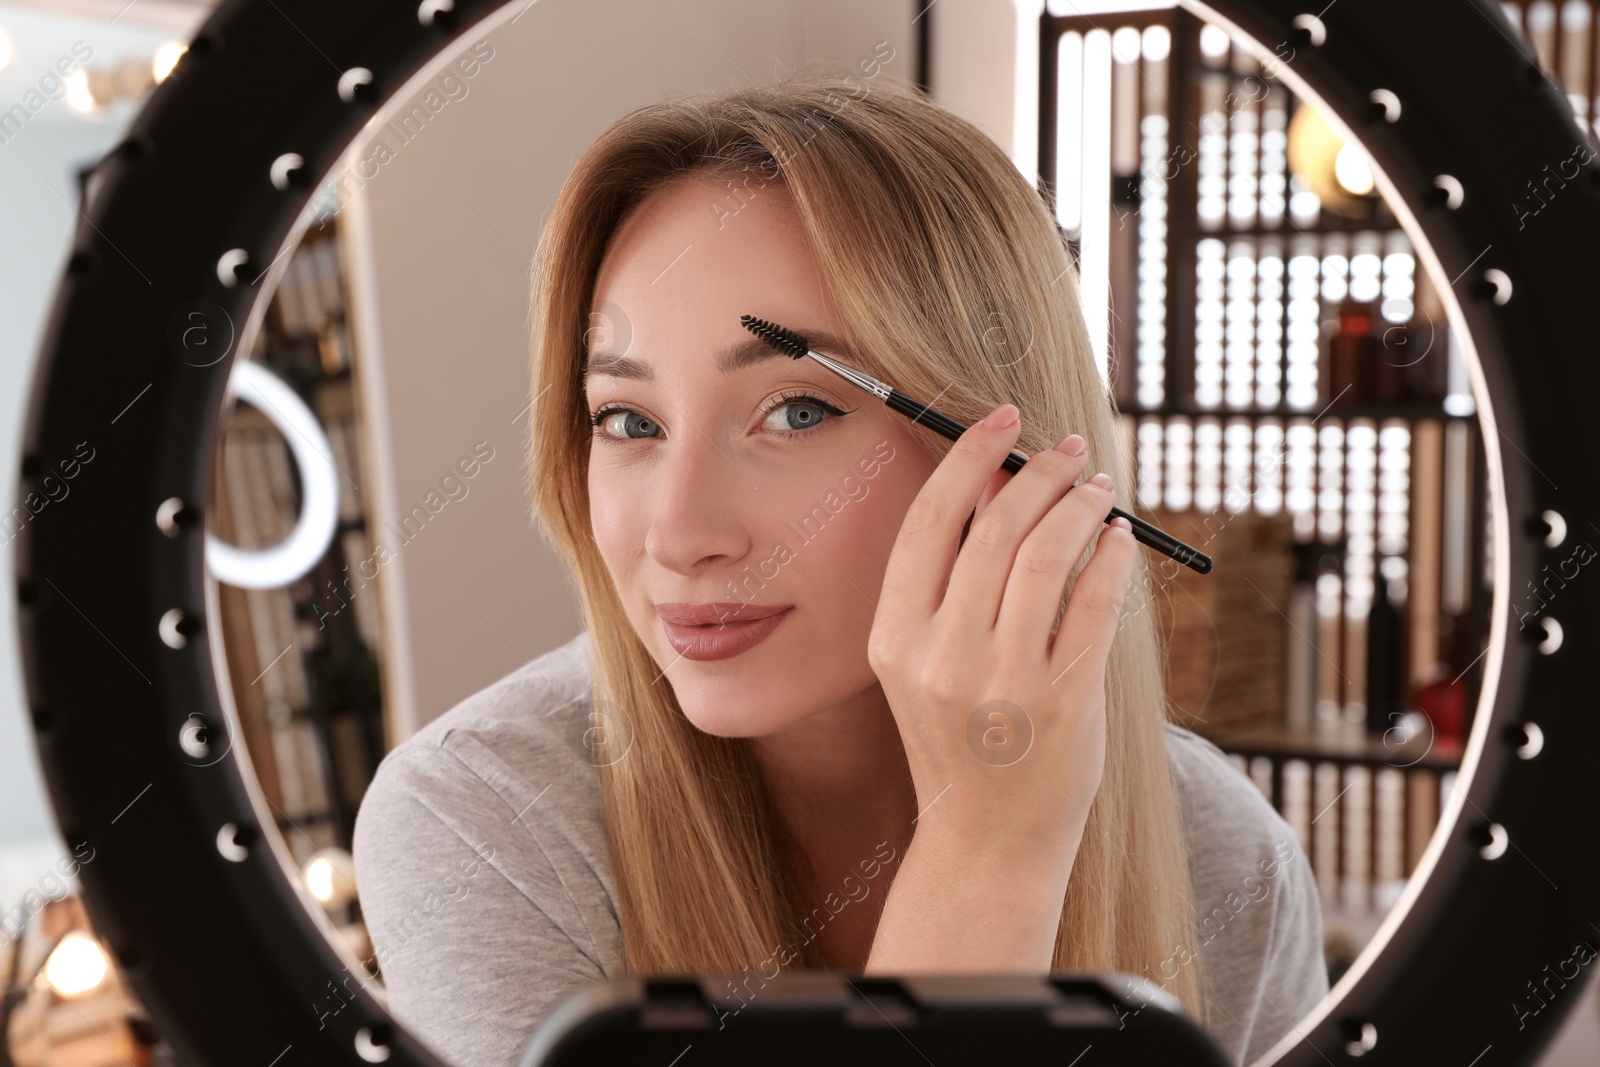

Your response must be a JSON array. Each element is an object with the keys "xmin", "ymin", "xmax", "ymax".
[
  {"xmin": 760, "ymin": 392, "xmax": 848, "ymax": 435},
  {"xmin": 588, "ymin": 391, "xmax": 850, "ymax": 444},
  {"xmin": 589, "ymin": 406, "xmax": 661, "ymax": 441}
]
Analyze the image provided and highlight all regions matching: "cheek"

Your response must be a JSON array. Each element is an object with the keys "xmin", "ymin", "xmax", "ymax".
[
  {"xmin": 588, "ymin": 465, "xmax": 643, "ymax": 571},
  {"xmin": 778, "ymin": 447, "xmax": 933, "ymax": 624}
]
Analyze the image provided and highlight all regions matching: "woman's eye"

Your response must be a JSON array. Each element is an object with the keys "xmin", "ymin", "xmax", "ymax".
[
  {"xmin": 588, "ymin": 393, "xmax": 847, "ymax": 444},
  {"xmin": 591, "ymin": 408, "xmax": 660, "ymax": 441},
  {"xmin": 761, "ymin": 394, "xmax": 846, "ymax": 435}
]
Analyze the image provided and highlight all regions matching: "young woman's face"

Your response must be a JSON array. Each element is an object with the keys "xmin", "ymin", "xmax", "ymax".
[{"xmin": 585, "ymin": 173, "xmax": 939, "ymax": 737}]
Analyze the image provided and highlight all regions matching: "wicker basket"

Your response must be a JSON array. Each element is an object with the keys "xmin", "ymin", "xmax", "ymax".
[{"xmin": 1133, "ymin": 505, "xmax": 1296, "ymax": 733}]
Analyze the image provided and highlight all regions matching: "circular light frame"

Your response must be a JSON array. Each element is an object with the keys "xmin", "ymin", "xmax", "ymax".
[
  {"xmin": 203, "ymin": 359, "xmax": 341, "ymax": 590},
  {"xmin": 13, "ymin": 1, "xmax": 1600, "ymax": 1064}
]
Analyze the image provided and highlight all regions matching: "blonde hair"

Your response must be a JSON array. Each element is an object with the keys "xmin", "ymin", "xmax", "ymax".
[{"xmin": 526, "ymin": 68, "xmax": 1207, "ymax": 1024}]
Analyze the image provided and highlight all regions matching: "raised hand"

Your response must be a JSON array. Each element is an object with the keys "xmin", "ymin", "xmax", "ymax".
[{"xmin": 867, "ymin": 401, "xmax": 1136, "ymax": 886}]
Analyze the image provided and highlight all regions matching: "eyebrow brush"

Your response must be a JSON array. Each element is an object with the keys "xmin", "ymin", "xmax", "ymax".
[{"xmin": 740, "ymin": 314, "xmax": 1213, "ymax": 576}]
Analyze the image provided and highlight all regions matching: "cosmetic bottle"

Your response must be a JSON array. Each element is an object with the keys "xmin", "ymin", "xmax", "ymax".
[
  {"xmin": 1413, "ymin": 612, "xmax": 1470, "ymax": 746},
  {"xmin": 1364, "ymin": 560, "xmax": 1406, "ymax": 736},
  {"xmin": 1326, "ymin": 298, "xmax": 1372, "ymax": 408},
  {"xmin": 1370, "ymin": 317, "xmax": 1410, "ymax": 404},
  {"xmin": 1403, "ymin": 330, "xmax": 1448, "ymax": 404},
  {"xmin": 1285, "ymin": 540, "xmax": 1322, "ymax": 736}
]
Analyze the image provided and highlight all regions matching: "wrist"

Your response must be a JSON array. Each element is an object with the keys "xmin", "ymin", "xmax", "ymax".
[{"xmin": 909, "ymin": 803, "xmax": 1085, "ymax": 889}]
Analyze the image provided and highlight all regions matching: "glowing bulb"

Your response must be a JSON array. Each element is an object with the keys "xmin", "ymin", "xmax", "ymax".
[
  {"xmin": 0, "ymin": 24, "xmax": 15, "ymax": 75},
  {"xmin": 303, "ymin": 848, "xmax": 357, "ymax": 909},
  {"xmin": 307, "ymin": 858, "xmax": 334, "ymax": 901},
  {"xmin": 1142, "ymin": 25, "xmax": 1171, "ymax": 63},
  {"xmin": 1111, "ymin": 26, "xmax": 1141, "ymax": 63},
  {"xmin": 153, "ymin": 41, "xmax": 187, "ymax": 83},
  {"xmin": 64, "ymin": 69, "xmax": 96, "ymax": 114},
  {"xmin": 44, "ymin": 933, "xmax": 109, "ymax": 997},
  {"xmin": 1334, "ymin": 143, "xmax": 1375, "ymax": 196}
]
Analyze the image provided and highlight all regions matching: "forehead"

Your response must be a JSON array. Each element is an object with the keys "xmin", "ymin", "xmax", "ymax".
[
  {"xmin": 594, "ymin": 172, "xmax": 807, "ymax": 292},
  {"xmin": 584, "ymin": 173, "xmax": 840, "ymax": 378}
]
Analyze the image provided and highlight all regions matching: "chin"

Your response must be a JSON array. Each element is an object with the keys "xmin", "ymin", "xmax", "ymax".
[
  {"xmin": 673, "ymin": 683, "xmax": 808, "ymax": 740},
  {"xmin": 678, "ymin": 701, "xmax": 769, "ymax": 739}
]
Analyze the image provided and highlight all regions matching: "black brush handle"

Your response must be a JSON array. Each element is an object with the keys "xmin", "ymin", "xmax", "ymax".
[
  {"xmin": 885, "ymin": 389, "xmax": 1214, "ymax": 575},
  {"xmin": 885, "ymin": 389, "xmax": 976, "ymax": 442}
]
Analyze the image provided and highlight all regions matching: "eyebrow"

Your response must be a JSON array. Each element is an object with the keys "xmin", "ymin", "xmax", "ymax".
[{"xmin": 583, "ymin": 328, "xmax": 861, "ymax": 382}]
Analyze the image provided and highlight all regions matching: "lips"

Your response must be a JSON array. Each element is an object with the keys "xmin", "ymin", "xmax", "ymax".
[
  {"xmin": 654, "ymin": 602, "xmax": 791, "ymax": 626},
  {"xmin": 655, "ymin": 602, "xmax": 794, "ymax": 661}
]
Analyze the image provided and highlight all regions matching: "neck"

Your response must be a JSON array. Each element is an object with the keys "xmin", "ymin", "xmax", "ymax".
[{"xmin": 749, "ymin": 686, "xmax": 917, "ymax": 882}]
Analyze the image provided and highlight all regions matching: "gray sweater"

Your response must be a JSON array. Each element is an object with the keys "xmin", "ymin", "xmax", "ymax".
[{"xmin": 351, "ymin": 630, "xmax": 1328, "ymax": 1067}]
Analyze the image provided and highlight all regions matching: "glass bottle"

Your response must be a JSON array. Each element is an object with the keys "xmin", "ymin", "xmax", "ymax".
[
  {"xmin": 1327, "ymin": 298, "xmax": 1372, "ymax": 408},
  {"xmin": 1414, "ymin": 613, "xmax": 1470, "ymax": 746},
  {"xmin": 1370, "ymin": 316, "xmax": 1410, "ymax": 404},
  {"xmin": 1364, "ymin": 564, "xmax": 1405, "ymax": 735}
]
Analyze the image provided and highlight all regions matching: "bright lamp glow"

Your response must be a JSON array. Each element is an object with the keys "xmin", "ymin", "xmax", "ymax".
[
  {"xmin": 1334, "ymin": 143, "xmax": 1375, "ymax": 195},
  {"xmin": 44, "ymin": 933, "xmax": 109, "ymax": 997},
  {"xmin": 0, "ymin": 23, "xmax": 15, "ymax": 75},
  {"xmin": 63, "ymin": 69, "xmax": 97, "ymax": 114},
  {"xmin": 1286, "ymin": 101, "xmax": 1377, "ymax": 215},
  {"xmin": 206, "ymin": 360, "xmax": 341, "ymax": 589},
  {"xmin": 153, "ymin": 40, "xmax": 188, "ymax": 83},
  {"xmin": 304, "ymin": 848, "xmax": 358, "ymax": 909}
]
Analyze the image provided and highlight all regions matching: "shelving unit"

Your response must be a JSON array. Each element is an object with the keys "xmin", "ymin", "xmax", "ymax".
[{"xmin": 1036, "ymin": 4, "xmax": 1500, "ymax": 953}]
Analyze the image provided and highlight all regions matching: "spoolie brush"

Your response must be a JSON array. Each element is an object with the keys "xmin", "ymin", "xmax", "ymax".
[{"xmin": 739, "ymin": 313, "xmax": 1212, "ymax": 575}]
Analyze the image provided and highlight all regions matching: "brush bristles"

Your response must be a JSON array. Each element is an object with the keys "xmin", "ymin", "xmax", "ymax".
[{"xmin": 740, "ymin": 314, "xmax": 809, "ymax": 359}]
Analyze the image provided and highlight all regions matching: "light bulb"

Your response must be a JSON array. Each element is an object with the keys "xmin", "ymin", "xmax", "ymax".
[
  {"xmin": 307, "ymin": 857, "xmax": 334, "ymax": 901},
  {"xmin": 44, "ymin": 932, "xmax": 109, "ymax": 997},
  {"xmin": 63, "ymin": 69, "xmax": 96, "ymax": 114},
  {"xmin": 303, "ymin": 848, "xmax": 358, "ymax": 909},
  {"xmin": 1334, "ymin": 143, "xmax": 1375, "ymax": 196},
  {"xmin": 153, "ymin": 40, "xmax": 187, "ymax": 83}
]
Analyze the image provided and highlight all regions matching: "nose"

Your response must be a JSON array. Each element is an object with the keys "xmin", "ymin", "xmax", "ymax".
[{"xmin": 641, "ymin": 416, "xmax": 756, "ymax": 576}]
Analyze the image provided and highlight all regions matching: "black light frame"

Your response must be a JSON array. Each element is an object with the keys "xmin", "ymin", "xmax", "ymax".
[{"xmin": 13, "ymin": 0, "xmax": 1600, "ymax": 1063}]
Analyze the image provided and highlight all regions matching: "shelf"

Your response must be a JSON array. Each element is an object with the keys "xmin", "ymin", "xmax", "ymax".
[
  {"xmin": 1189, "ymin": 219, "xmax": 1403, "ymax": 240},
  {"xmin": 1121, "ymin": 400, "xmax": 1474, "ymax": 422},
  {"xmin": 1195, "ymin": 723, "xmax": 1464, "ymax": 773},
  {"xmin": 276, "ymin": 810, "xmax": 338, "ymax": 830}
]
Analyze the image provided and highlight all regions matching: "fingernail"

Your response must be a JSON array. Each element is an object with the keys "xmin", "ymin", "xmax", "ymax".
[
  {"xmin": 1088, "ymin": 472, "xmax": 1114, "ymax": 490},
  {"xmin": 982, "ymin": 403, "xmax": 1019, "ymax": 429},
  {"xmin": 1054, "ymin": 433, "xmax": 1087, "ymax": 456},
  {"xmin": 1111, "ymin": 516, "xmax": 1132, "ymax": 531}
]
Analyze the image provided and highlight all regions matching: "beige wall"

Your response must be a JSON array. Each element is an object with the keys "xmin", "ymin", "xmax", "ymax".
[{"xmin": 342, "ymin": 0, "xmax": 935, "ymax": 741}]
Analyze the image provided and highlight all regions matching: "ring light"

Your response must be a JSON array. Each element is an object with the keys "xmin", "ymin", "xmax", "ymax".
[
  {"xmin": 204, "ymin": 359, "xmax": 342, "ymax": 590},
  {"xmin": 13, "ymin": 0, "xmax": 1600, "ymax": 1064}
]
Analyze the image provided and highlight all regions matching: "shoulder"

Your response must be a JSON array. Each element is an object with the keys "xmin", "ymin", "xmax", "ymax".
[
  {"xmin": 1162, "ymin": 723, "xmax": 1314, "ymax": 901},
  {"xmin": 352, "ymin": 629, "xmax": 621, "ymax": 965},
  {"xmin": 383, "ymin": 626, "xmax": 595, "ymax": 768},
  {"xmin": 358, "ymin": 628, "xmax": 599, "ymax": 837},
  {"xmin": 1162, "ymin": 722, "xmax": 1329, "ymax": 1066},
  {"xmin": 351, "ymin": 631, "xmax": 626, "ymax": 1066},
  {"xmin": 1163, "ymin": 722, "xmax": 1299, "ymax": 880}
]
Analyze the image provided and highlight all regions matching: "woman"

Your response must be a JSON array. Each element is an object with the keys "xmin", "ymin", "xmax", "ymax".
[{"xmin": 352, "ymin": 68, "xmax": 1327, "ymax": 1067}]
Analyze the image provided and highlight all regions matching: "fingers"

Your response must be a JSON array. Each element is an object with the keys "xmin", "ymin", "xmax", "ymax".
[
  {"xmin": 994, "ymin": 471, "xmax": 1120, "ymax": 646},
  {"xmin": 878, "ymin": 404, "xmax": 1024, "ymax": 622},
  {"xmin": 972, "ymin": 465, "xmax": 1011, "ymax": 520},
  {"xmin": 937, "ymin": 438, "xmax": 1090, "ymax": 631},
  {"xmin": 1045, "ymin": 516, "xmax": 1138, "ymax": 683}
]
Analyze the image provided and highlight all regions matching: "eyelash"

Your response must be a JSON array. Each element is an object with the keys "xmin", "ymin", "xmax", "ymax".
[{"xmin": 588, "ymin": 390, "xmax": 850, "ymax": 444}]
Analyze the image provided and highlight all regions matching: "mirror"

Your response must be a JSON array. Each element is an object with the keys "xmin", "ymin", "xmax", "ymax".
[{"xmin": 181, "ymin": 1, "xmax": 1524, "ymax": 1065}]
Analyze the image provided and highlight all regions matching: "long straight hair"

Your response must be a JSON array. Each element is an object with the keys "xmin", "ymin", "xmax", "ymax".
[{"xmin": 526, "ymin": 68, "xmax": 1207, "ymax": 1024}]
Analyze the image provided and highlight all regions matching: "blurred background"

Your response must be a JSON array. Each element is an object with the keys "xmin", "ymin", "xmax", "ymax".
[{"xmin": 1, "ymin": 0, "xmax": 1595, "ymax": 1063}]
